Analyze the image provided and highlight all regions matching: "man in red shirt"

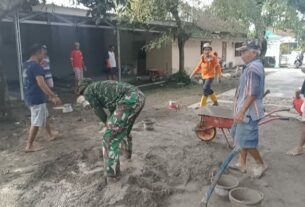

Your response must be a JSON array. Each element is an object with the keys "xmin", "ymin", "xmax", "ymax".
[
  {"xmin": 287, "ymin": 89, "xmax": 305, "ymax": 156},
  {"xmin": 70, "ymin": 42, "xmax": 86, "ymax": 95}
]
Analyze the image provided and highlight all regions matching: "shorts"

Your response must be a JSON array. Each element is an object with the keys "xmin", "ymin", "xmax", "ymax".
[
  {"xmin": 30, "ymin": 103, "xmax": 48, "ymax": 127},
  {"xmin": 301, "ymin": 102, "xmax": 305, "ymax": 122},
  {"xmin": 230, "ymin": 117, "xmax": 259, "ymax": 148},
  {"xmin": 202, "ymin": 78, "xmax": 214, "ymax": 96},
  {"xmin": 73, "ymin": 68, "xmax": 84, "ymax": 81},
  {"xmin": 104, "ymin": 67, "xmax": 118, "ymax": 76}
]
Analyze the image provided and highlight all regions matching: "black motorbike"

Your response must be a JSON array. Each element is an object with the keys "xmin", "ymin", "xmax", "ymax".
[{"xmin": 294, "ymin": 53, "xmax": 304, "ymax": 69}]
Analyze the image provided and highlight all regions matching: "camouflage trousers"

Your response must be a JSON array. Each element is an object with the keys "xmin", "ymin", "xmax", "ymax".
[{"xmin": 102, "ymin": 89, "xmax": 145, "ymax": 177}]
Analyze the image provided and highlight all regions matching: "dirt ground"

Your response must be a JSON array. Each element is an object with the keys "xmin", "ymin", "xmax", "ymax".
[{"xmin": 1, "ymin": 76, "xmax": 305, "ymax": 207}]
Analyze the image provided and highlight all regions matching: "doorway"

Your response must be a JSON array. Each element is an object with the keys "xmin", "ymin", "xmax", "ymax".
[
  {"xmin": 222, "ymin": 41, "xmax": 227, "ymax": 61},
  {"xmin": 133, "ymin": 41, "xmax": 147, "ymax": 75}
]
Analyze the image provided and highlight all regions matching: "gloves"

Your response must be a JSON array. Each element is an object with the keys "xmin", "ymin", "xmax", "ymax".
[{"xmin": 76, "ymin": 95, "xmax": 91, "ymax": 109}]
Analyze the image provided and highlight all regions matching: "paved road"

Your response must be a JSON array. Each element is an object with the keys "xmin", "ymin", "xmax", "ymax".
[
  {"xmin": 265, "ymin": 68, "xmax": 304, "ymax": 97},
  {"xmin": 189, "ymin": 68, "xmax": 305, "ymax": 109},
  {"xmin": 221, "ymin": 68, "xmax": 304, "ymax": 98}
]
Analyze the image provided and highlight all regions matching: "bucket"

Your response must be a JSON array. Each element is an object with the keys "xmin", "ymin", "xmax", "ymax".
[
  {"xmin": 143, "ymin": 119, "xmax": 154, "ymax": 131},
  {"xmin": 168, "ymin": 100, "xmax": 178, "ymax": 110},
  {"xmin": 229, "ymin": 187, "xmax": 264, "ymax": 207},
  {"xmin": 211, "ymin": 175, "xmax": 239, "ymax": 200}
]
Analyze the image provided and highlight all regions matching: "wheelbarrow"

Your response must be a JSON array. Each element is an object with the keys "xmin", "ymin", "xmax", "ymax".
[
  {"xmin": 194, "ymin": 106, "xmax": 290, "ymax": 148},
  {"xmin": 198, "ymin": 107, "xmax": 290, "ymax": 206}
]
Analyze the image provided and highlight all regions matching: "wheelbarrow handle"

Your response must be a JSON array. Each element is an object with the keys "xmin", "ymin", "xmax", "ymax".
[
  {"xmin": 259, "ymin": 117, "xmax": 289, "ymax": 125},
  {"xmin": 263, "ymin": 108, "xmax": 290, "ymax": 118},
  {"xmin": 279, "ymin": 117, "xmax": 290, "ymax": 121}
]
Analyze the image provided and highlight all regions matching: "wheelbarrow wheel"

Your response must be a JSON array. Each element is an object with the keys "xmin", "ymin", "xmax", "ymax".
[{"xmin": 195, "ymin": 124, "xmax": 216, "ymax": 141}]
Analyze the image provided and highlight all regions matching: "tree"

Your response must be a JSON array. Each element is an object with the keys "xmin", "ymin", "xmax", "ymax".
[
  {"xmin": 162, "ymin": 0, "xmax": 196, "ymax": 74},
  {"xmin": 126, "ymin": 0, "xmax": 205, "ymax": 74},
  {"xmin": 210, "ymin": 0, "xmax": 266, "ymax": 38},
  {"xmin": 287, "ymin": 0, "xmax": 305, "ymax": 14},
  {"xmin": 210, "ymin": 0, "xmax": 305, "ymax": 48},
  {"xmin": 79, "ymin": 0, "xmax": 203, "ymax": 74},
  {"xmin": 0, "ymin": 0, "xmax": 41, "ymax": 19},
  {"xmin": 77, "ymin": 0, "xmax": 128, "ymax": 22}
]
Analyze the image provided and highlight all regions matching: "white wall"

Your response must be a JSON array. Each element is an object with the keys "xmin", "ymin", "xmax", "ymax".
[
  {"xmin": 172, "ymin": 39, "xmax": 201, "ymax": 74},
  {"xmin": 146, "ymin": 43, "xmax": 172, "ymax": 73},
  {"xmin": 104, "ymin": 30, "xmax": 172, "ymax": 74},
  {"xmin": 226, "ymin": 41, "xmax": 244, "ymax": 67},
  {"xmin": 266, "ymin": 40, "xmax": 281, "ymax": 68}
]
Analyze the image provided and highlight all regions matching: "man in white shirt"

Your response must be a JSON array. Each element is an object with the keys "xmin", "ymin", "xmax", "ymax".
[{"xmin": 105, "ymin": 45, "xmax": 117, "ymax": 80}]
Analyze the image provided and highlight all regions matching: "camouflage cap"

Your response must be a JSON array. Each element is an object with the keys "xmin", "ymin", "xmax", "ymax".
[{"xmin": 78, "ymin": 78, "xmax": 93, "ymax": 94}]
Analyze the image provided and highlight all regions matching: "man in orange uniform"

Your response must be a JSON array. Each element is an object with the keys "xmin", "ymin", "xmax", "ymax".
[{"xmin": 190, "ymin": 43, "xmax": 222, "ymax": 107}]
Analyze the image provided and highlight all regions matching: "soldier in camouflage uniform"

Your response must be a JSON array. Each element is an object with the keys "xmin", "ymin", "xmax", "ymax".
[{"xmin": 78, "ymin": 79, "xmax": 145, "ymax": 178}]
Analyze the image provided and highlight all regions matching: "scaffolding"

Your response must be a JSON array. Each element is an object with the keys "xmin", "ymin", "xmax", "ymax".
[{"xmin": 1, "ymin": 5, "xmax": 176, "ymax": 100}]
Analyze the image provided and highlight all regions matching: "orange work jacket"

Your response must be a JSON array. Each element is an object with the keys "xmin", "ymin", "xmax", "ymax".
[{"xmin": 192, "ymin": 52, "xmax": 222, "ymax": 79}]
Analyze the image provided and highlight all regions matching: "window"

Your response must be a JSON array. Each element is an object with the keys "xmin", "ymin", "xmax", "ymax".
[
  {"xmin": 235, "ymin": 42, "xmax": 243, "ymax": 57},
  {"xmin": 200, "ymin": 41, "xmax": 212, "ymax": 54}
]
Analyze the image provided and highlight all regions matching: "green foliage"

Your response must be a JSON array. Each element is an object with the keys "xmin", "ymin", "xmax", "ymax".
[
  {"xmin": 0, "ymin": 0, "xmax": 44, "ymax": 19},
  {"xmin": 280, "ymin": 43, "xmax": 298, "ymax": 54},
  {"xmin": 121, "ymin": 0, "xmax": 205, "ymax": 72},
  {"xmin": 210, "ymin": 0, "xmax": 265, "ymax": 37},
  {"xmin": 262, "ymin": 0, "xmax": 305, "ymax": 47},
  {"xmin": 263, "ymin": 0, "xmax": 299, "ymax": 30},
  {"xmin": 210, "ymin": 0, "xmax": 305, "ymax": 47},
  {"xmin": 143, "ymin": 33, "xmax": 172, "ymax": 52},
  {"xmin": 77, "ymin": 0, "xmax": 128, "ymax": 22},
  {"xmin": 169, "ymin": 70, "xmax": 191, "ymax": 85},
  {"xmin": 287, "ymin": 0, "xmax": 305, "ymax": 14}
]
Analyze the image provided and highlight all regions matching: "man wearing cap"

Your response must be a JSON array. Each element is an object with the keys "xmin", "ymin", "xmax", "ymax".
[
  {"xmin": 77, "ymin": 79, "xmax": 145, "ymax": 181},
  {"xmin": 70, "ymin": 42, "xmax": 86, "ymax": 95},
  {"xmin": 230, "ymin": 40, "xmax": 267, "ymax": 178},
  {"xmin": 189, "ymin": 43, "xmax": 221, "ymax": 107}
]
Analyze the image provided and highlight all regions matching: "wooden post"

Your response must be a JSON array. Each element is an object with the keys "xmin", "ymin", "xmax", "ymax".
[
  {"xmin": 14, "ymin": 10, "xmax": 24, "ymax": 100},
  {"xmin": 116, "ymin": 26, "xmax": 121, "ymax": 81}
]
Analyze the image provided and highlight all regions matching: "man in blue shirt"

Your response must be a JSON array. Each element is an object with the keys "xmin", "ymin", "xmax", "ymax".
[
  {"xmin": 23, "ymin": 44, "xmax": 62, "ymax": 152},
  {"xmin": 230, "ymin": 40, "xmax": 268, "ymax": 178}
]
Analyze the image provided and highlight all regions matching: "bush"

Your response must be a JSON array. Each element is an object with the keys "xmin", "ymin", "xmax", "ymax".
[{"xmin": 169, "ymin": 70, "xmax": 191, "ymax": 85}]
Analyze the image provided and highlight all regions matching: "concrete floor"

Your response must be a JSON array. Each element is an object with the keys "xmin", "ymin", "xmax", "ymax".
[
  {"xmin": 265, "ymin": 68, "xmax": 304, "ymax": 97},
  {"xmin": 220, "ymin": 68, "xmax": 304, "ymax": 98}
]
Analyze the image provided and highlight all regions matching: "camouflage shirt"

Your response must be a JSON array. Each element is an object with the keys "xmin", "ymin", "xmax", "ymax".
[{"xmin": 84, "ymin": 80, "xmax": 139, "ymax": 123}]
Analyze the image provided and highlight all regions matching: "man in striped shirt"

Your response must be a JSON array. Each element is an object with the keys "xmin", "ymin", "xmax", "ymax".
[
  {"xmin": 230, "ymin": 40, "xmax": 268, "ymax": 178},
  {"xmin": 41, "ymin": 45, "xmax": 54, "ymax": 88}
]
